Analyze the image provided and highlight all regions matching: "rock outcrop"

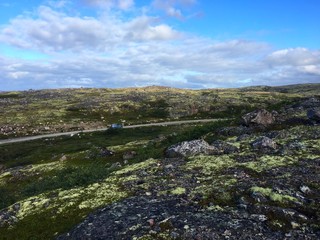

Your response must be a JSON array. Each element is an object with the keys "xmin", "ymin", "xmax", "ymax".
[
  {"xmin": 242, "ymin": 109, "xmax": 276, "ymax": 127},
  {"xmin": 165, "ymin": 139, "xmax": 218, "ymax": 158}
]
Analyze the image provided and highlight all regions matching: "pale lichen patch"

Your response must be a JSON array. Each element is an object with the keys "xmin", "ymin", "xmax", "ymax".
[
  {"xmin": 170, "ymin": 187, "xmax": 186, "ymax": 195},
  {"xmin": 241, "ymin": 155, "xmax": 297, "ymax": 172},
  {"xmin": 251, "ymin": 186, "xmax": 298, "ymax": 203},
  {"xmin": 109, "ymin": 140, "xmax": 150, "ymax": 152},
  {"xmin": 186, "ymin": 155, "xmax": 236, "ymax": 175},
  {"xmin": 22, "ymin": 161, "xmax": 65, "ymax": 174},
  {"xmin": 114, "ymin": 158, "xmax": 157, "ymax": 175}
]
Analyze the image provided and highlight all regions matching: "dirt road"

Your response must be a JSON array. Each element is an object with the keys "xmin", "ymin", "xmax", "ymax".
[{"xmin": 0, "ymin": 119, "xmax": 221, "ymax": 145}]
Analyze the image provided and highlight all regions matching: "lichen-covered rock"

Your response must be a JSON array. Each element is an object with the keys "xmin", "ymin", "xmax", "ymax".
[
  {"xmin": 242, "ymin": 109, "xmax": 276, "ymax": 127},
  {"xmin": 211, "ymin": 140, "xmax": 239, "ymax": 154},
  {"xmin": 307, "ymin": 109, "xmax": 320, "ymax": 123},
  {"xmin": 165, "ymin": 140, "xmax": 219, "ymax": 158},
  {"xmin": 251, "ymin": 136, "xmax": 277, "ymax": 150}
]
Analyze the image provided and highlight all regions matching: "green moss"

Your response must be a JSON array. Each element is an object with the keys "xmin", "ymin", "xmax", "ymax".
[{"xmin": 251, "ymin": 186, "xmax": 298, "ymax": 203}]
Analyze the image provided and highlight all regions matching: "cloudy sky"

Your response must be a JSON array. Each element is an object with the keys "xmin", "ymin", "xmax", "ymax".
[{"xmin": 0, "ymin": 0, "xmax": 319, "ymax": 90}]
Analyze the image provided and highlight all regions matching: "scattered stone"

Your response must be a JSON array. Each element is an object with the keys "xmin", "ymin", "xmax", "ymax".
[
  {"xmin": 165, "ymin": 139, "xmax": 219, "ymax": 158},
  {"xmin": 242, "ymin": 109, "xmax": 276, "ymax": 127},
  {"xmin": 251, "ymin": 136, "xmax": 277, "ymax": 150}
]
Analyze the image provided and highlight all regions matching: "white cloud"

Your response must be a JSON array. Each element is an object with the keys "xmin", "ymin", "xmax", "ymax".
[
  {"xmin": 0, "ymin": 2, "xmax": 319, "ymax": 91},
  {"xmin": 0, "ymin": 6, "xmax": 179, "ymax": 53},
  {"xmin": 265, "ymin": 48, "xmax": 320, "ymax": 66},
  {"xmin": 152, "ymin": 0, "xmax": 197, "ymax": 19},
  {"xmin": 125, "ymin": 16, "xmax": 180, "ymax": 41},
  {"xmin": 82, "ymin": 0, "xmax": 134, "ymax": 10}
]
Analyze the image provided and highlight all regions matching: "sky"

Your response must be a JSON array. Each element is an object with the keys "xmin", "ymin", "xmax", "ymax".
[{"xmin": 0, "ymin": 0, "xmax": 319, "ymax": 90}]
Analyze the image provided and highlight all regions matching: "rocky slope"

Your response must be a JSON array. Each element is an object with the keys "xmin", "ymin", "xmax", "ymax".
[{"xmin": 56, "ymin": 99, "xmax": 320, "ymax": 239}]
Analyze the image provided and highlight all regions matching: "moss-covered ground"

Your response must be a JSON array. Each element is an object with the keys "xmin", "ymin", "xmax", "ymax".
[{"xmin": 0, "ymin": 84, "xmax": 319, "ymax": 239}]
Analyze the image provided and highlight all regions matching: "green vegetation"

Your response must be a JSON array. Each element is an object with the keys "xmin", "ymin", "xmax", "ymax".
[
  {"xmin": 0, "ymin": 84, "xmax": 319, "ymax": 239},
  {"xmin": 2, "ymin": 84, "xmax": 319, "ymax": 139}
]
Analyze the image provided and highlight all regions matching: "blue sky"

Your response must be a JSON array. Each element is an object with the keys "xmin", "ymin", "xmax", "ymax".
[{"xmin": 0, "ymin": 0, "xmax": 319, "ymax": 90}]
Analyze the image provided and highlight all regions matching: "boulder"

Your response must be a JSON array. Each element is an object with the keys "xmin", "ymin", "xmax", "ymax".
[
  {"xmin": 211, "ymin": 140, "xmax": 239, "ymax": 154},
  {"xmin": 165, "ymin": 139, "xmax": 219, "ymax": 158},
  {"xmin": 242, "ymin": 109, "xmax": 275, "ymax": 127},
  {"xmin": 251, "ymin": 136, "xmax": 277, "ymax": 150},
  {"xmin": 307, "ymin": 109, "xmax": 320, "ymax": 123}
]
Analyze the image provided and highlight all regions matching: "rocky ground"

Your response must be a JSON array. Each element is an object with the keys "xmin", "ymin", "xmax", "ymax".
[
  {"xmin": 57, "ymin": 98, "xmax": 320, "ymax": 239},
  {"xmin": 0, "ymin": 95, "xmax": 319, "ymax": 239}
]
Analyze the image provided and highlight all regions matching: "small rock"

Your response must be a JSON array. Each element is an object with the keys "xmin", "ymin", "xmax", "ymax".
[
  {"xmin": 110, "ymin": 162, "xmax": 121, "ymax": 169},
  {"xmin": 123, "ymin": 151, "xmax": 137, "ymax": 160},
  {"xmin": 251, "ymin": 136, "xmax": 277, "ymax": 150},
  {"xmin": 147, "ymin": 219, "xmax": 155, "ymax": 227},
  {"xmin": 300, "ymin": 186, "xmax": 311, "ymax": 194},
  {"xmin": 59, "ymin": 155, "xmax": 67, "ymax": 161},
  {"xmin": 164, "ymin": 164, "xmax": 174, "ymax": 169},
  {"xmin": 12, "ymin": 203, "xmax": 20, "ymax": 212},
  {"xmin": 170, "ymin": 231, "xmax": 180, "ymax": 239},
  {"xmin": 99, "ymin": 148, "xmax": 114, "ymax": 157}
]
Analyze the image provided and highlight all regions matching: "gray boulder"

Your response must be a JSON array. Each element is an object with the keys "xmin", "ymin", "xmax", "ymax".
[
  {"xmin": 307, "ymin": 109, "xmax": 320, "ymax": 123},
  {"xmin": 165, "ymin": 139, "xmax": 219, "ymax": 158},
  {"xmin": 242, "ymin": 109, "xmax": 276, "ymax": 127},
  {"xmin": 251, "ymin": 136, "xmax": 277, "ymax": 150}
]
